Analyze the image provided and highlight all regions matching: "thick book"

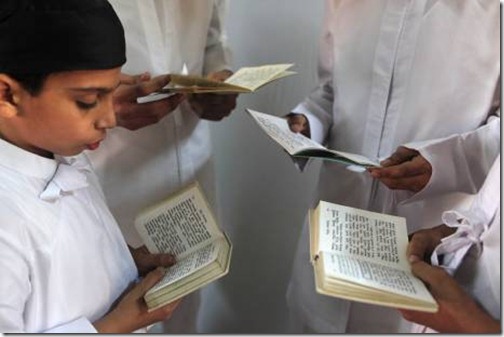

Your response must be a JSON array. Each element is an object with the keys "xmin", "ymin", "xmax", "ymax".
[
  {"xmin": 309, "ymin": 200, "xmax": 438, "ymax": 313},
  {"xmin": 159, "ymin": 63, "xmax": 295, "ymax": 94},
  {"xmin": 134, "ymin": 182, "xmax": 232, "ymax": 311},
  {"xmin": 246, "ymin": 109, "xmax": 380, "ymax": 168}
]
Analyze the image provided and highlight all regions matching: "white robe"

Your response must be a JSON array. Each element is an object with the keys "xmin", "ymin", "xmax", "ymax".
[
  {"xmin": 86, "ymin": 1, "xmax": 232, "ymax": 333},
  {"xmin": 286, "ymin": 0, "xmax": 500, "ymax": 333},
  {"xmin": 0, "ymin": 139, "xmax": 137, "ymax": 333}
]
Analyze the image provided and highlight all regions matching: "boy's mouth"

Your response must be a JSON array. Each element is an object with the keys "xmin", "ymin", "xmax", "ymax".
[{"xmin": 86, "ymin": 141, "xmax": 101, "ymax": 150}]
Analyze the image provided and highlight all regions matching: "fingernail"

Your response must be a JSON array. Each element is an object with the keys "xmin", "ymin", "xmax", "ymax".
[
  {"xmin": 408, "ymin": 255, "xmax": 420, "ymax": 263},
  {"xmin": 162, "ymin": 255, "xmax": 176, "ymax": 266}
]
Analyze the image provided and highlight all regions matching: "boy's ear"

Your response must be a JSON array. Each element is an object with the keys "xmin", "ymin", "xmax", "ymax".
[{"xmin": 0, "ymin": 74, "xmax": 20, "ymax": 118}]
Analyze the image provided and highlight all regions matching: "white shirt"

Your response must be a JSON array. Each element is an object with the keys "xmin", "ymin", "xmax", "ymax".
[
  {"xmin": 0, "ymin": 139, "xmax": 137, "ymax": 333},
  {"xmin": 287, "ymin": 0, "xmax": 500, "ymax": 333},
  {"xmin": 87, "ymin": 0, "xmax": 232, "ymax": 248}
]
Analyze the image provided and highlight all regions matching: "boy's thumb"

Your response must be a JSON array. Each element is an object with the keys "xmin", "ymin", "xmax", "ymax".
[{"xmin": 139, "ymin": 267, "xmax": 166, "ymax": 294}]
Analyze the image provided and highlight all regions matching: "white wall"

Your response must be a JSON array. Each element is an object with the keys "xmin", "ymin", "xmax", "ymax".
[{"xmin": 199, "ymin": 0, "xmax": 324, "ymax": 333}]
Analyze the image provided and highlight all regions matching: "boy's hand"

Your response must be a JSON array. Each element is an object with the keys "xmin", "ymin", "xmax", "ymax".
[
  {"xmin": 94, "ymin": 268, "xmax": 181, "ymax": 333},
  {"xmin": 286, "ymin": 113, "xmax": 310, "ymax": 137},
  {"xmin": 113, "ymin": 73, "xmax": 186, "ymax": 130},
  {"xmin": 367, "ymin": 146, "xmax": 432, "ymax": 192},
  {"xmin": 129, "ymin": 245, "xmax": 175, "ymax": 276},
  {"xmin": 187, "ymin": 70, "xmax": 238, "ymax": 121},
  {"xmin": 398, "ymin": 261, "xmax": 500, "ymax": 333}
]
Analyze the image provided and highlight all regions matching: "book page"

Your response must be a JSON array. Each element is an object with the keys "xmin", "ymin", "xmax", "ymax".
[
  {"xmin": 135, "ymin": 183, "xmax": 223, "ymax": 258},
  {"xmin": 146, "ymin": 240, "xmax": 222, "ymax": 295},
  {"xmin": 316, "ymin": 201, "xmax": 409, "ymax": 268},
  {"xmin": 321, "ymin": 253, "xmax": 434, "ymax": 301},
  {"xmin": 162, "ymin": 74, "xmax": 247, "ymax": 93},
  {"xmin": 225, "ymin": 64, "xmax": 294, "ymax": 91},
  {"xmin": 328, "ymin": 149, "xmax": 381, "ymax": 167},
  {"xmin": 247, "ymin": 109, "xmax": 325, "ymax": 154},
  {"xmin": 248, "ymin": 109, "xmax": 379, "ymax": 167}
]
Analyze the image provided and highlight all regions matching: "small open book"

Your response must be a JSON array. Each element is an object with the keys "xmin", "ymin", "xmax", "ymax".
[
  {"xmin": 160, "ymin": 63, "xmax": 295, "ymax": 94},
  {"xmin": 134, "ymin": 182, "xmax": 232, "ymax": 311},
  {"xmin": 309, "ymin": 200, "xmax": 438, "ymax": 313},
  {"xmin": 247, "ymin": 109, "xmax": 380, "ymax": 168}
]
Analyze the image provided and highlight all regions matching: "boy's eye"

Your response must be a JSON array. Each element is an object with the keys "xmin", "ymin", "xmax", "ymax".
[{"xmin": 76, "ymin": 100, "xmax": 98, "ymax": 110}]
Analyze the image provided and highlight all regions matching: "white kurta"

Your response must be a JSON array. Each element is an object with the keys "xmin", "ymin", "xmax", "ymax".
[
  {"xmin": 86, "ymin": 1, "xmax": 232, "ymax": 333},
  {"xmin": 287, "ymin": 0, "xmax": 500, "ymax": 333},
  {"xmin": 0, "ymin": 139, "xmax": 138, "ymax": 333}
]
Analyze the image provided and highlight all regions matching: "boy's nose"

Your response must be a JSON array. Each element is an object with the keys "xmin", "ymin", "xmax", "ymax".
[{"xmin": 95, "ymin": 99, "xmax": 117, "ymax": 129}]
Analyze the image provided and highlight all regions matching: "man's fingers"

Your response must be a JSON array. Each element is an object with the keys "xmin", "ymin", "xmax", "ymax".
[
  {"xmin": 399, "ymin": 308, "xmax": 434, "ymax": 323},
  {"xmin": 381, "ymin": 146, "xmax": 419, "ymax": 167},
  {"xmin": 407, "ymin": 232, "xmax": 432, "ymax": 263},
  {"xmin": 207, "ymin": 70, "xmax": 233, "ymax": 82},
  {"xmin": 287, "ymin": 114, "xmax": 308, "ymax": 133},
  {"xmin": 410, "ymin": 261, "xmax": 449, "ymax": 288},
  {"xmin": 374, "ymin": 157, "xmax": 431, "ymax": 179},
  {"xmin": 120, "ymin": 72, "xmax": 151, "ymax": 85},
  {"xmin": 378, "ymin": 175, "xmax": 427, "ymax": 192},
  {"xmin": 117, "ymin": 94, "xmax": 185, "ymax": 130},
  {"xmin": 134, "ymin": 93, "xmax": 185, "ymax": 117},
  {"xmin": 133, "ymin": 75, "xmax": 172, "ymax": 98}
]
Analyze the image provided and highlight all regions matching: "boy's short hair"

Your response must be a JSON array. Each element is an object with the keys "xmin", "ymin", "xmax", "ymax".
[
  {"xmin": 0, "ymin": 0, "xmax": 126, "ymax": 75},
  {"xmin": 6, "ymin": 73, "xmax": 49, "ymax": 96}
]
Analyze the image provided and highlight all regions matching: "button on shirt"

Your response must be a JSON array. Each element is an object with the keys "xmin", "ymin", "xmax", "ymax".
[{"xmin": 0, "ymin": 139, "xmax": 137, "ymax": 333}]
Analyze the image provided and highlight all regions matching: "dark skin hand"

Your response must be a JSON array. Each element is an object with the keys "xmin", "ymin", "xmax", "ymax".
[
  {"xmin": 286, "ymin": 113, "xmax": 310, "ymax": 137},
  {"xmin": 399, "ymin": 261, "xmax": 500, "ymax": 333},
  {"xmin": 114, "ymin": 73, "xmax": 186, "ymax": 131},
  {"xmin": 397, "ymin": 225, "xmax": 500, "ymax": 333},
  {"xmin": 368, "ymin": 146, "xmax": 432, "ymax": 192},
  {"xmin": 187, "ymin": 70, "xmax": 238, "ymax": 121}
]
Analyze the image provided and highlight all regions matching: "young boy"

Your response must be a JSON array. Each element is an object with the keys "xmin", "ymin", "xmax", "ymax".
[{"xmin": 0, "ymin": 0, "xmax": 178, "ymax": 333}]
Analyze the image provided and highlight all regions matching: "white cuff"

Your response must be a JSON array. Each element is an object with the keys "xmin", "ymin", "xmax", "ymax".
[{"xmin": 44, "ymin": 317, "xmax": 97, "ymax": 333}]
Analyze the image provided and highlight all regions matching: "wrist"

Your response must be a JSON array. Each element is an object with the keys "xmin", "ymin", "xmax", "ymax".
[{"xmin": 93, "ymin": 311, "xmax": 127, "ymax": 334}]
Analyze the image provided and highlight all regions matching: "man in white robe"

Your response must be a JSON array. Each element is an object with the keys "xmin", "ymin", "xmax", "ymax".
[
  {"xmin": 87, "ymin": 0, "xmax": 235, "ymax": 333},
  {"xmin": 286, "ymin": 0, "xmax": 500, "ymax": 333}
]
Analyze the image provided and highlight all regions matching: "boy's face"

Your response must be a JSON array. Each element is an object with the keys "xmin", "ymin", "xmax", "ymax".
[{"xmin": 1, "ymin": 67, "xmax": 121, "ymax": 158}]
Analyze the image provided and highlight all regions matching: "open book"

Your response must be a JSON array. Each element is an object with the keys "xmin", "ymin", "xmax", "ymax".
[
  {"xmin": 134, "ymin": 182, "xmax": 232, "ymax": 311},
  {"xmin": 247, "ymin": 109, "xmax": 380, "ymax": 168},
  {"xmin": 309, "ymin": 200, "xmax": 438, "ymax": 313},
  {"xmin": 160, "ymin": 64, "xmax": 295, "ymax": 94}
]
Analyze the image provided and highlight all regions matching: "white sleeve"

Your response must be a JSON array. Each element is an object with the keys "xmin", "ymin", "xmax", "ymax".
[
  {"xmin": 291, "ymin": 0, "xmax": 335, "ymax": 146},
  {"xmin": 43, "ymin": 318, "xmax": 97, "ymax": 333},
  {"xmin": 203, "ymin": 0, "xmax": 232, "ymax": 75},
  {"xmin": 0, "ymin": 207, "xmax": 98, "ymax": 333},
  {"xmin": 406, "ymin": 112, "xmax": 500, "ymax": 202},
  {"xmin": 0, "ymin": 212, "xmax": 31, "ymax": 333}
]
